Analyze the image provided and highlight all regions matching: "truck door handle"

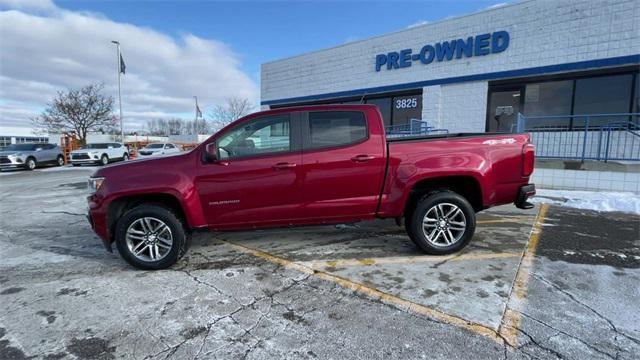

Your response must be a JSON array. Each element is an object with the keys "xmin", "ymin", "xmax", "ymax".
[
  {"xmin": 351, "ymin": 155, "xmax": 375, "ymax": 163},
  {"xmin": 272, "ymin": 162, "xmax": 297, "ymax": 170}
]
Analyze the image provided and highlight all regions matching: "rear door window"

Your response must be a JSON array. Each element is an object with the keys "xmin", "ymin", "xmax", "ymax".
[{"xmin": 305, "ymin": 111, "xmax": 367, "ymax": 150}]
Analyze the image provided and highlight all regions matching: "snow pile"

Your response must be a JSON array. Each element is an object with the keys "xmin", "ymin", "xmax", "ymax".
[{"xmin": 531, "ymin": 189, "xmax": 640, "ymax": 215}]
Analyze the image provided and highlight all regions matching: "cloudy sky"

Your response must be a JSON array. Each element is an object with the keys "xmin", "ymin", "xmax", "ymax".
[{"xmin": 0, "ymin": 0, "xmax": 507, "ymax": 132}]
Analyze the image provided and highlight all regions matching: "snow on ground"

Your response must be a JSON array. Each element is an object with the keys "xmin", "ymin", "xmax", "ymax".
[{"xmin": 532, "ymin": 189, "xmax": 640, "ymax": 215}]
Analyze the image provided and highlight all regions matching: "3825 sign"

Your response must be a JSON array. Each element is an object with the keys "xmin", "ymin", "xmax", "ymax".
[{"xmin": 395, "ymin": 98, "xmax": 418, "ymax": 109}]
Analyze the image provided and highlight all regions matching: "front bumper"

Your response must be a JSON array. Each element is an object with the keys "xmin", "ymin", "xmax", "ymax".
[
  {"xmin": 87, "ymin": 195, "xmax": 113, "ymax": 252},
  {"xmin": 515, "ymin": 183, "xmax": 536, "ymax": 209},
  {"xmin": 70, "ymin": 153, "xmax": 100, "ymax": 164},
  {"xmin": 0, "ymin": 158, "xmax": 25, "ymax": 169},
  {"xmin": 0, "ymin": 163, "xmax": 23, "ymax": 169}
]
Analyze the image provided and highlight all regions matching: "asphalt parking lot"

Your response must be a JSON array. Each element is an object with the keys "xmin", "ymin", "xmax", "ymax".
[{"xmin": 1, "ymin": 167, "xmax": 639, "ymax": 359}]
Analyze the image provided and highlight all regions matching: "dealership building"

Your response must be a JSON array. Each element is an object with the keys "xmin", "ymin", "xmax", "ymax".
[{"xmin": 261, "ymin": 0, "xmax": 640, "ymax": 192}]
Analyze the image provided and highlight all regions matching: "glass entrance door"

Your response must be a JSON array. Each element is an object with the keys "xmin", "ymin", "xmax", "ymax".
[{"xmin": 488, "ymin": 88, "xmax": 523, "ymax": 132}]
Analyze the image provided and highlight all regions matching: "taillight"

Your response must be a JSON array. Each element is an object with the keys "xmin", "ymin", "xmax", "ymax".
[{"xmin": 522, "ymin": 143, "xmax": 535, "ymax": 177}]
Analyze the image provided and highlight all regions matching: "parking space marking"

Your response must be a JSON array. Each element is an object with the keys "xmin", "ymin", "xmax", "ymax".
[
  {"xmin": 498, "ymin": 204, "xmax": 550, "ymax": 347},
  {"xmin": 225, "ymin": 240, "xmax": 505, "ymax": 344},
  {"xmin": 477, "ymin": 216, "xmax": 534, "ymax": 225},
  {"xmin": 299, "ymin": 252, "xmax": 522, "ymax": 269}
]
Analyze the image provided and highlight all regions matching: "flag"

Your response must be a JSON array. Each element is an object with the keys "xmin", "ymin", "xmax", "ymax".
[
  {"xmin": 119, "ymin": 53, "xmax": 126, "ymax": 74},
  {"xmin": 196, "ymin": 104, "xmax": 202, "ymax": 118}
]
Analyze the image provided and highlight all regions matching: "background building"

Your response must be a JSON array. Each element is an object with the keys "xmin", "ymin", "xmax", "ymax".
[
  {"xmin": 0, "ymin": 126, "xmax": 49, "ymax": 148},
  {"xmin": 261, "ymin": 0, "xmax": 640, "ymax": 193}
]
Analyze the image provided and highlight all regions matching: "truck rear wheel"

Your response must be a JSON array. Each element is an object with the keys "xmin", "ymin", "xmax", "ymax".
[
  {"xmin": 115, "ymin": 204, "xmax": 190, "ymax": 270},
  {"xmin": 405, "ymin": 190, "xmax": 475, "ymax": 255}
]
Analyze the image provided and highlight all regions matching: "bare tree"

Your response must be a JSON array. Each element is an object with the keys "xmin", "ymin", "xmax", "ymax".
[
  {"xmin": 145, "ymin": 117, "xmax": 209, "ymax": 136},
  {"xmin": 209, "ymin": 97, "xmax": 254, "ymax": 130},
  {"xmin": 32, "ymin": 83, "xmax": 117, "ymax": 144},
  {"xmin": 185, "ymin": 119, "xmax": 210, "ymax": 135}
]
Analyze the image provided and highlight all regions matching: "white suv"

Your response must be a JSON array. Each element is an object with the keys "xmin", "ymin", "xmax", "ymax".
[
  {"xmin": 70, "ymin": 142, "xmax": 129, "ymax": 166},
  {"xmin": 136, "ymin": 143, "xmax": 182, "ymax": 158}
]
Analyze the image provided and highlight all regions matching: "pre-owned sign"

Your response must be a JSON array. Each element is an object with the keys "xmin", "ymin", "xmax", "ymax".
[{"xmin": 375, "ymin": 31, "xmax": 510, "ymax": 72}]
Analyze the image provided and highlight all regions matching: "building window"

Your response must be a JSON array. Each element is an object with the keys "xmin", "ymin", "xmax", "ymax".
[
  {"xmin": 391, "ymin": 95, "xmax": 422, "ymax": 126},
  {"xmin": 488, "ymin": 70, "xmax": 638, "ymax": 131},
  {"xmin": 272, "ymin": 90, "xmax": 423, "ymax": 129},
  {"xmin": 523, "ymin": 80, "xmax": 573, "ymax": 117},
  {"xmin": 365, "ymin": 98, "xmax": 392, "ymax": 127},
  {"xmin": 0, "ymin": 137, "xmax": 11, "ymax": 148},
  {"xmin": 12, "ymin": 136, "xmax": 49, "ymax": 144},
  {"xmin": 573, "ymin": 74, "xmax": 634, "ymax": 126}
]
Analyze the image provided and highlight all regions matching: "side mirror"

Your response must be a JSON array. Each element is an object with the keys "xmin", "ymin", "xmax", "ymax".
[
  {"xmin": 204, "ymin": 143, "xmax": 218, "ymax": 162},
  {"xmin": 35, "ymin": 147, "xmax": 43, "ymax": 151}
]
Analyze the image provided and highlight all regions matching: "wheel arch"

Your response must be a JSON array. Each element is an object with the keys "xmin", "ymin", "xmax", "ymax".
[
  {"xmin": 106, "ymin": 193, "xmax": 190, "ymax": 244},
  {"xmin": 403, "ymin": 175, "xmax": 484, "ymax": 220}
]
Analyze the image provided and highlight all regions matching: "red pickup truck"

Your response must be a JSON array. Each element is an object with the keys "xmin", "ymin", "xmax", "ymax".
[{"xmin": 87, "ymin": 104, "xmax": 535, "ymax": 269}]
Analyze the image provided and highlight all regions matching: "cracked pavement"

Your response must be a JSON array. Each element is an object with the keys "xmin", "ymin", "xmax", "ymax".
[{"xmin": 0, "ymin": 167, "xmax": 639, "ymax": 359}]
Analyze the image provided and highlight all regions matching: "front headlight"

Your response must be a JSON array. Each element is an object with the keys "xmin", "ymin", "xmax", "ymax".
[{"xmin": 88, "ymin": 177, "xmax": 105, "ymax": 194}]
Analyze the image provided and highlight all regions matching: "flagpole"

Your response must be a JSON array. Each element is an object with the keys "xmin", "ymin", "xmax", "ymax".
[
  {"xmin": 111, "ymin": 40, "xmax": 124, "ymax": 142},
  {"xmin": 193, "ymin": 96, "xmax": 199, "ymax": 137}
]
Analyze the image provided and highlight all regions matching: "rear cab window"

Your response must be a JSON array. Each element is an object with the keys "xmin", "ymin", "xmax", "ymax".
[{"xmin": 305, "ymin": 111, "xmax": 367, "ymax": 150}]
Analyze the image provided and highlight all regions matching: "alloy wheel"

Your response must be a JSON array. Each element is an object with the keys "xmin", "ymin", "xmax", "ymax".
[
  {"xmin": 125, "ymin": 217, "xmax": 173, "ymax": 262},
  {"xmin": 421, "ymin": 203, "xmax": 466, "ymax": 247}
]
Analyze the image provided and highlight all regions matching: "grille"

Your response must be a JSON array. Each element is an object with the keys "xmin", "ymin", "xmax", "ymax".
[
  {"xmin": 139, "ymin": 151, "xmax": 153, "ymax": 155},
  {"xmin": 72, "ymin": 153, "xmax": 90, "ymax": 160}
]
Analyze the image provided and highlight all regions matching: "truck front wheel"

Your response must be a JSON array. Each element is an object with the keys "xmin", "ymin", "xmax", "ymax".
[
  {"xmin": 114, "ymin": 204, "xmax": 190, "ymax": 270},
  {"xmin": 405, "ymin": 190, "xmax": 476, "ymax": 255}
]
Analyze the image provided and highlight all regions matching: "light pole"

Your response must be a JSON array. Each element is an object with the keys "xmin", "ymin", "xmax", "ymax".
[
  {"xmin": 111, "ymin": 40, "xmax": 124, "ymax": 142},
  {"xmin": 193, "ymin": 96, "xmax": 200, "ymax": 138}
]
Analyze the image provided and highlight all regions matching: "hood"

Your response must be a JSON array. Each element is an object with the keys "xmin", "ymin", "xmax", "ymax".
[
  {"xmin": 0, "ymin": 151, "xmax": 21, "ymax": 156},
  {"xmin": 93, "ymin": 151, "xmax": 190, "ymax": 178},
  {"xmin": 70, "ymin": 149, "xmax": 92, "ymax": 154}
]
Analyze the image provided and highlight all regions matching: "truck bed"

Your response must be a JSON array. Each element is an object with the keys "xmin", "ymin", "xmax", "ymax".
[{"xmin": 386, "ymin": 132, "xmax": 511, "ymax": 143}]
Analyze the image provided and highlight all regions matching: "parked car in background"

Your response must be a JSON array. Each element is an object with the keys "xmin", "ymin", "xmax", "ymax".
[
  {"xmin": 86, "ymin": 104, "xmax": 536, "ymax": 270},
  {"xmin": 0, "ymin": 143, "xmax": 64, "ymax": 170},
  {"xmin": 136, "ymin": 143, "xmax": 182, "ymax": 158},
  {"xmin": 70, "ymin": 143, "xmax": 128, "ymax": 166}
]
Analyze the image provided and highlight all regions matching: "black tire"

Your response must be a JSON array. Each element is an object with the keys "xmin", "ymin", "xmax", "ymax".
[
  {"xmin": 56, "ymin": 155, "xmax": 65, "ymax": 166},
  {"xmin": 100, "ymin": 154, "xmax": 109, "ymax": 166},
  {"xmin": 405, "ymin": 190, "xmax": 476, "ymax": 255},
  {"xmin": 115, "ymin": 204, "xmax": 190, "ymax": 270},
  {"xmin": 25, "ymin": 157, "xmax": 37, "ymax": 171}
]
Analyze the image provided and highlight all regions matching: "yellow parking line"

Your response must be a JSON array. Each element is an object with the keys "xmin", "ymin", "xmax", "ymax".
[
  {"xmin": 225, "ymin": 240, "xmax": 505, "ymax": 344},
  {"xmin": 498, "ymin": 204, "xmax": 550, "ymax": 347},
  {"xmin": 301, "ymin": 252, "xmax": 522, "ymax": 269},
  {"xmin": 477, "ymin": 215, "xmax": 535, "ymax": 224}
]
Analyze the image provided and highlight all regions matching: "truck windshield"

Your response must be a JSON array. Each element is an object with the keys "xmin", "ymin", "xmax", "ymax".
[
  {"xmin": 83, "ymin": 143, "xmax": 110, "ymax": 149},
  {"xmin": 3, "ymin": 144, "xmax": 39, "ymax": 151}
]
